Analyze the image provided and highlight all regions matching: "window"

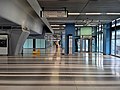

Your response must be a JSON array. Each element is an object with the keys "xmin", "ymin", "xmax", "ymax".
[
  {"xmin": 99, "ymin": 34, "xmax": 101, "ymax": 52},
  {"xmin": 111, "ymin": 31, "xmax": 115, "ymax": 55},
  {"xmin": 97, "ymin": 35, "xmax": 99, "ymax": 52},
  {"xmin": 36, "ymin": 39, "xmax": 45, "ymax": 48},
  {"xmin": 23, "ymin": 39, "xmax": 33, "ymax": 48},
  {"xmin": 116, "ymin": 30, "xmax": 120, "ymax": 56},
  {"xmin": 100, "ymin": 33, "xmax": 103, "ymax": 52}
]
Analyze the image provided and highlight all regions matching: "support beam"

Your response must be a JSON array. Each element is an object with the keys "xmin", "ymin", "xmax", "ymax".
[
  {"xmin": 0, "ymin": 0, "xmax": 43, "ymax": 34},
  {"xmin": 9, "ymin": 29, "xmax": 30, "ymax": 56}
]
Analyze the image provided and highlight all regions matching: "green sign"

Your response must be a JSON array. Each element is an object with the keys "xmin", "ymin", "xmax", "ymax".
[{"xmin": 80, "ymin": 27, "xmax": 92, "ymax": 36}]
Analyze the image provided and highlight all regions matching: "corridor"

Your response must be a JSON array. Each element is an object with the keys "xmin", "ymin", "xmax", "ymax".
[{"xmin": 0, "ymin": 47, "xmax": 120, "ymax": 90}]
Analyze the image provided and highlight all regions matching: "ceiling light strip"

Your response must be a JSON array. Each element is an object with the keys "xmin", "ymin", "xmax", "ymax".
[
  {"xmin": 68, "ymin": 13, "xmax": 120, "ymax": 16},
  {"xmin": 106, "ymin": 13, "xmax": 120, "ymax": 15},
  {"xmin": 51, "ymin": 25, "xmax": 60, "ymax": 27}
]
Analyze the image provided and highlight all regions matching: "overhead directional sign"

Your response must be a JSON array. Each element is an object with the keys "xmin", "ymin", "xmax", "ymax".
[{"xmin": 42, "ymin": 11, "xmax": 68, "ymax": 18}]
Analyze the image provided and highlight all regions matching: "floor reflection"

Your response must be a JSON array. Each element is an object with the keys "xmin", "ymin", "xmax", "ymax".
[{"xmin": 0, "ymin": 47, "xmax": 119, "ymax": 90}]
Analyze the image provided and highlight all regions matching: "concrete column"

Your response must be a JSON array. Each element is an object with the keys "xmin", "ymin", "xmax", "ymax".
[{"xmin": 9, "ymin": 29, "xmax": 30, "ymax": 56}]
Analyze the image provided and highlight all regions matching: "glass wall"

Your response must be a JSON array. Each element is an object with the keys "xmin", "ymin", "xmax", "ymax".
[
  {"xmin": 23, "ymin": 39, "xmax": 46, "ymax": 54},
  {"xmin": 98, "ymin": 34, "xmax": 101, "ymax": 52},
  {"xmin": 116, "ymin": 30, "xmax": 120, "ymax": 56},
  {"xmin": 111, "ymin": 31, "xmax": 115, "ymax": 55},
  {"xmin": 86, "ymin": 40, "xmax": 88, "ymax": 52},
  {"xmin": 97, "ymin": 28, "xmax": 99, "ymax": 52},
  {"xmin": 23, "ymin": 39, "xmax": 33, "ymax": 54},
  {"xmin": 36, "ymin": 39, "xmax": 45, "ymax": 48},
  {"xmin": 23, "ymin": 39, "xmax": 33, "ymax": 48},
  {"xmin": 92, "ymin": 38, "xmax": 95, "ymax": 52},
  {"xmin": 97, "ymin": 25, "xmax": 103, "ymax": 53},
  {"xmin": 100, "ymin": 33, "xmax": 103, "ymax": 52},
  {"xmin": 77, "ymin": 39, "xmax": 80, "ymax": 52}
]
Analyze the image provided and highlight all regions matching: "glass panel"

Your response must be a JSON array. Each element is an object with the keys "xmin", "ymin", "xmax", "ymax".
[
  {"xmin": 111, "ymin": 31, "xmax": 115, "ymax": 39},
  {"xmin": 36, "ymin": 39, "xmax": 45, "ymax": 48},
  {"xmin": 86, "ymin": 40, "xmax": 88, "ymax": 51},
  {"xmin": 62, "ymin": 34, "xmax": 65, "ymax": 49},
  {"xmin": 77, "ymin": 39, "xmax": 80, "ymax": 52},
  {"xmin": 69, "ymin": 36, "xmax": 72, "ymax": 54},
  {"xmin": 41, "ymin": 39, "xmax": 45, "ymax": 48},
  {"xmin": 116, "ymin": 30, "xmax": 120, "ymax": 56},
  {"xmin": 36, "ymin": 39, "xmax": 41, "ymax": 48},
  {"xmin": 100, "ymin": 33, "xmax": 103, "ymax": 52},
  {"xmin": 92, "ymin": 38, "xmax": 95, "ymax": 52},
  {"xmin": 23, "ymin": 39, "xmax": 33, "ymax": 48},
  {"xmin": 78, "ymin": 29, "xmax": 80, "ymax": 36},
  {"xmin": 111, "ymin": 40, "xmax": 115, "ymax": 55},
  {"xmin": 111, "ymin": 31, "xmax": 115, "ymax": 55},
  {"xmin": 82, "ymin": 40, "xmax": 85, "ymax": 51},
  {"xmin": 97, "ymin": 35, "xmax": 99, "ymax": 52},
  {"xmin": 99, "ymin": 34, "xmax": 101, "ymax": 52}
]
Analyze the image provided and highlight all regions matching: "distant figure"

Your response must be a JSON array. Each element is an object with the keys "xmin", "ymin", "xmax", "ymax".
[{"xmin": 55, "ymin": 41, "xmax": 59, "ymax": 51}]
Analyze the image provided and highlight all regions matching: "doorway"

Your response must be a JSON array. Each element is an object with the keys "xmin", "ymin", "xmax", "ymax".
[
  {"xmin": 66, "ymin": 35, "xmax": 73, "ymax": 54},
  {"xmin": 81, "ymin": 38, "xmax": 92, "ymax": 52}
]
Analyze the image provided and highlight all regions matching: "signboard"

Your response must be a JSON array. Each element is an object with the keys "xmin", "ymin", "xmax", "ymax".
[
  {"xmin": 80, "ymin": 27, "xmax": 92, "ymax": 36},
  {"xmin": 42, "ymin": 11, "xmax": 68, "ymax": 18}
]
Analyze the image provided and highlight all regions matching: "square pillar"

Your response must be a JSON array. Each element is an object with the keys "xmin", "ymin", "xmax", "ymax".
[
  {"xmin": 65, "ymin": 23, "xmax": 75, "ymax": 55},
  {"xmin": 103, "ymin": 23, "xmax": 111, "ymax": 55}
]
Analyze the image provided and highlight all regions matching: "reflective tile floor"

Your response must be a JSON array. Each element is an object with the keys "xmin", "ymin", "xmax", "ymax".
[{"xmin": 0, "ymin": 47, "xmax": 120, "ymax": 90}]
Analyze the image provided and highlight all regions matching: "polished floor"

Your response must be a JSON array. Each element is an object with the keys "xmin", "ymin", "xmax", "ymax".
[{"xmin": 0, "ymin": 47, "xmax": 120, "ymax": 90}]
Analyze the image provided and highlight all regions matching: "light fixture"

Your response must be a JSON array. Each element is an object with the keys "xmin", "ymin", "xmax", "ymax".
[
  {"xmin": 68, "ymin": 13, "xmax": 102, "ymax": 15},
  {"xmin": 106, "ymin": 13, "xmax": 120, "ymax": 15},
  {"xmin": 51, "ymin": 25, "xmax": 60, "ymax": 27},
  {"xmin": 51, "ymin": 25, "xmax": 66, "ymax": 27},
  {"xmin": 87, "ymin": 25, "xmax": 96, "ymax": 26},
  {"xmin": 85, "ymin": 13, "xmax": 102, "ymax": 15},
  {"xmin": 52, "ymin": 28, "xmax": 60, "ymax": 29},
  {"xmin": 75, "ymin": 25, "xmax": 84, "ymax": 27},
  {"xmin": 68, "ymin": 13, "xmax": 80, "ymax": 15},
  {"xmin": 52, "ymin": 28, "xmax": 64, "ymax": 30},
  {"xmin": 51, "ymin": 24, "xmax": 97, "ymax": 27},
  {"xmin": 68, "ymin": 13, "xmax": 120, "ymax": 16}
]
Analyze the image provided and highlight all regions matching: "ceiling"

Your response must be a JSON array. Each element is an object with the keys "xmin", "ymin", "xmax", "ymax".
[{"xmin": 38, "ymin": 0, "xmax": 120, "ymax": 32}]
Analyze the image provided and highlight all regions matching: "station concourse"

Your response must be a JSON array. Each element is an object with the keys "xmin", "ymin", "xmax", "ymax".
[{"xmin": 0, "ymin": 0, "xmax": 120, "ymax": 90}]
